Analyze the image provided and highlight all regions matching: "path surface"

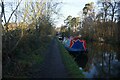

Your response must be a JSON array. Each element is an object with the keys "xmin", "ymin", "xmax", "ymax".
[{"xmin": 27, "ymin": 38, "xmax": 69, "ymax": 78}]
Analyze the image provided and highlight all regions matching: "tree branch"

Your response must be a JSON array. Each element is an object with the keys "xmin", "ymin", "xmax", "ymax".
[{"xmin": 6, "ymin": 0, "xmax": 22, "ymax": 24}]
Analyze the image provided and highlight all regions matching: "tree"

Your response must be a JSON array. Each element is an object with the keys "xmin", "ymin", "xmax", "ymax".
[
  {"xmin": 71, "ymin": 17, "xmax": 80, "ymax": 32},
  {"xmin": 96, "ymin": 0, "xmax": 118, "ymax": 41},
  {"xmin": 4, "ymin": 0, "xmax": 22, "ymax": 31},
  {"xmin": 83, "ymin": 2, "xmax": 94, "ymax": 16},
  {"xmin": 81, "ymin": 2, "xmax": 95, "ymax": 40},
  {"xmin": 64, "ymin": 16, "xmax": 80, "ymax": 36},
  {"xmin": 117, "ymin": 1, "xmax": 120, "ymax": 43},
  {"xmin": 2, "ymin": 0, "xmax": 62, "ymax": 59},
  {"xmin": 64, "ymin": 15, "xmax": 72, "ymax": 27}
]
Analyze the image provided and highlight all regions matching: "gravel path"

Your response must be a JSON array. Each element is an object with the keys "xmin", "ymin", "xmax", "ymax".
[{"xmin": 27, "ymin": 38, "xmax": 69, "ymax": 78}]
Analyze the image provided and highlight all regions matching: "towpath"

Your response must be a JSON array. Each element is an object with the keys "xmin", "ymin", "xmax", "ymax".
[{"xmin": 27, "ymin": 38, "xmax": 69, "ymax": 78}]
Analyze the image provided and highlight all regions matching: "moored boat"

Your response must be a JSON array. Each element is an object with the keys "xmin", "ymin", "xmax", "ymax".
[{"xmin": 63, "ymin": 36, "xmax": 87, "ymax": 54}]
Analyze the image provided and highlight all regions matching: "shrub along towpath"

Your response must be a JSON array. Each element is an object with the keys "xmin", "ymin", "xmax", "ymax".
[{"xmin": 27, "ymin": 38, "xmax": 69, "ymax": 78}]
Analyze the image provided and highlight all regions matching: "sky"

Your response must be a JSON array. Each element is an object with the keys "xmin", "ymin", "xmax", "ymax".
[
  {"xmin": 2, "ymin": 0, "xmax": 97, "ymax": 27},
  {"xmin": 4, "ymin": 0, "xmax": 120, "ymax": 27},
  {"xmin": 55, "ymin": 0, "xmax": 97, "ymax": 27},
  {"xmin": 56, "ymin": 0, "xmax": 120, "ymax": 27},
  {"xmin": 2, "ymin": 0, "xmax": 120, "ymax": 27}
]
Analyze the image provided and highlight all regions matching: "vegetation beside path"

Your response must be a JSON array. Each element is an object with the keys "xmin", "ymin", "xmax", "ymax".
[
  {"xmin": 3, "ymin": 34, "xmax": 52, "ymax": 78},
  {"xmin": 2, "ymin": 0, "xmax": 60, "ymax": 78},
  {"xmin": 57, "ymin": 38, "xmax": 85, "ymax": 78}
]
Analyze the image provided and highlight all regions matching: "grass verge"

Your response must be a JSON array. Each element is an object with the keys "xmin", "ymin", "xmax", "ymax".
[{"xmin": 56, "ymin": 38, "xmax": 85, "ymax": 78}]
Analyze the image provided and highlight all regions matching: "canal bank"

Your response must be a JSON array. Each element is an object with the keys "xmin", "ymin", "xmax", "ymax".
[
  {"xmin": 82, "ymin": 42, "xmax": 120, "ymax": 78},
  {"xmin": 57, "ymin": 36, "xmax": 120, "ymax": 78},
  {"xmin": 57, "ymin": 38, "xmax": 85, "ymax": 78},
  {"xmin": 65, "ymin": 41, "xmax": 120, "ymax": 78}
]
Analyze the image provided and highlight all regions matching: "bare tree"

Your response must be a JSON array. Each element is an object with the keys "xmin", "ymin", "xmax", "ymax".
[
  {"xmin": 3, "ymin": 0, "xmax": 22, "ymax": 31},
  {"xmin": 7, "ymin": 0, "xmax": 22, "ymax": 23}
]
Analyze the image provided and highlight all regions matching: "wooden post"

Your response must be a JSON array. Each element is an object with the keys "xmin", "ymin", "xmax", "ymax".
[{"xmin": 0, "ymin": 10, "xmax": 2, "ymax": 80}]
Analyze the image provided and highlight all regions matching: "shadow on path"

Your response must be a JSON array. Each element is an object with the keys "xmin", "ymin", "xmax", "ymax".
[{"xmin": 27, "ymin": 38, "xmax": 69, "ymax": 78}]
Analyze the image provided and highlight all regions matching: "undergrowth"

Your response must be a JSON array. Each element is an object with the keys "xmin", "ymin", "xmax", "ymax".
[{"xmin": 3, "ymin": 32, "xmax": 52, "ymax": 78}]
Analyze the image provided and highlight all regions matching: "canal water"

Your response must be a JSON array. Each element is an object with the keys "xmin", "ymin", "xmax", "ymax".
[{"xmin": 70, "ymin": 42, "xmax": 120, "ymax": 78}]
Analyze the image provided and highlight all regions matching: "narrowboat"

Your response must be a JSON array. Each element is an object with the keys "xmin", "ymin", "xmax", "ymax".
[{"xmin": 63, "ymin": 36, "xmax": 87, "ymax": 54}]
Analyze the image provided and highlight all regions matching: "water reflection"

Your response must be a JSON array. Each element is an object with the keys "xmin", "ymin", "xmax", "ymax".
[
  {"xmin": 70, "ymin": 42, "xmax": 120, "ymax": 78},
  {"xmin": 74, "ymin": 53, "xmax": 88, "ymax": 68}
]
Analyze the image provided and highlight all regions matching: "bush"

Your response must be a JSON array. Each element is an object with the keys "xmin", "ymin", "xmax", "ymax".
[{"xmin": 2, "ymin": 29, "xmax": 52, "ymax": 78}]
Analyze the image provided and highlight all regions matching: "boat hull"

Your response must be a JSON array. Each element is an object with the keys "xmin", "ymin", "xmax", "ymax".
[
  {"xmin": 63, "ymin": 36, "xmax": 88, "ymax": 55},
  {"xmin": 65, "ymin": 46, "xmax": 87, "ymax": 55}
]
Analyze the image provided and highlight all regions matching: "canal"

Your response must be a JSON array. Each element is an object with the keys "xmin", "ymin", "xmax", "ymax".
[{"xmin": 70, "ymin": 42, "xmax": 120, "ymax": 78}]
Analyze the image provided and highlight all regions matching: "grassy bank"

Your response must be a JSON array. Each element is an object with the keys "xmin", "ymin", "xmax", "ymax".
[
  {"xmin": 3, "ymin": 34, "xmax": 52, "ymax": 78},
  {"xmin": 57, "ymin": 38, "xmax": 85, "ymax": 78}
]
